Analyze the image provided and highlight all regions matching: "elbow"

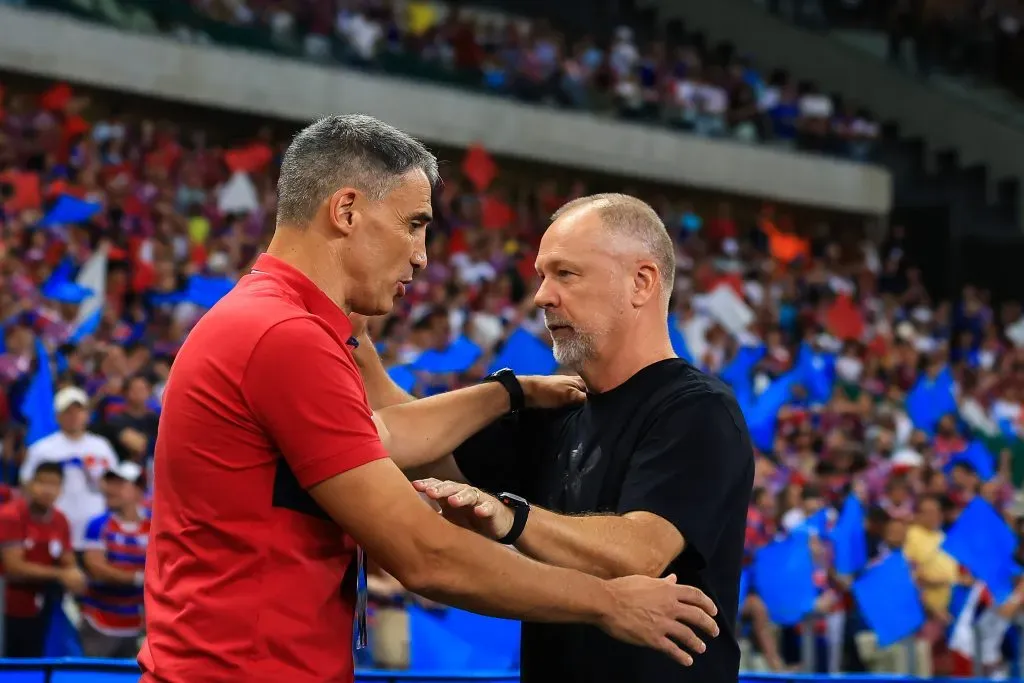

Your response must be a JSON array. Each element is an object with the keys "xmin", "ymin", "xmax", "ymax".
[
  {"xmin": 389, "ymin": 534, "xmax": 455, "ymax": 596},
  {"xmin": 606, "ymin": 552, "xmax": 671, "ymax": 579}
]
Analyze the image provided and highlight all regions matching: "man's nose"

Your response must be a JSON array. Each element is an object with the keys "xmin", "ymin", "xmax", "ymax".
[
  {"xmin": 533, "ymin": 279, "xmax": 556, "ymax": 309},
  {"xmin": 411, "ymin": 249, "xmax": 427, "ymax": 272}
]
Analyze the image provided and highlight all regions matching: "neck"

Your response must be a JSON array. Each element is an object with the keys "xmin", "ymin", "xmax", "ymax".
[
  {"xmin": 28, "ymin": 501, "xmax": 49, "ymax": 518},
  {"xmin": 63, "ymin": 429, "xmax": 85, "ymax": 440},
  {"xmin": 117, "ymin": 504, "xmax": 140, "ymax": 522},
  {"xmin": 266, "ymin": 227, "xmax": 351, "ymax": 313},
  {"xmin": 579, "ymin": 317, "xmax": 675, "ymax": 393}
]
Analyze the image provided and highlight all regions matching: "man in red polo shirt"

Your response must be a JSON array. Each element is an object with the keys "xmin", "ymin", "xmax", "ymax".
[
  {"xmin": 0, "ymin": 461, "xmax": 87, "ymax": 657},
  {"xmin": 142, "ymin": 115, "xmax": 719, "ymax": 683}
]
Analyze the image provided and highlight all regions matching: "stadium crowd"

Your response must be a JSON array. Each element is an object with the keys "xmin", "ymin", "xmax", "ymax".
[
  {"xmin": 15, "ymin": 0, "xmax": 884, "ymax": 161},
  {"xmin": 0, "ymin": 74, "xmax": 1023, "ymax": 676}
]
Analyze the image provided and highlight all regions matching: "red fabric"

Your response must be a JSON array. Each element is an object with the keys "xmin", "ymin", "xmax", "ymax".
[
  {"xmin": 224, "ymin": 143, "xmax": 273, "ymax": 174},
  {"xmin": 1, "ymin": 171, "xmax": 42, "ymax": 212},
  {"xmin": 40, "ymin": 83, "xmax": 73, "ymax": 112},
  {"xmin": 826, "ymin": 294, "xmax": 866, "ymax": 341},
  {"xmin": 461, "ymin": 143, "xmax": 497, "ymax": 192},
  {"xmin": 141, "ymin": 253, "xmax": 387, "ymax": 683},
  {"xmin": 481, "ymin": 195, "xmax": 513, "ymax": 230},
  {"xmin": 0, "ymin": 499, "xmax": 71, "ymax": 618}
]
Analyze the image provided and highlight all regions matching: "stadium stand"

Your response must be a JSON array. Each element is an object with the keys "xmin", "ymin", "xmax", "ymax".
[{"xmin": 2, "ymin": 0, "xmax": 1024, "ymax": 679}]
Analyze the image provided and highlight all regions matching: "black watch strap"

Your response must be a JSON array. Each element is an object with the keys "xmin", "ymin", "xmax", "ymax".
[
  {"xmin": 495, "ymin": 492, "xmax": 530, "ymax": 545},
  {"xmin": 483, "ymin": 368, "xmax": 525, "ymax": 413}
]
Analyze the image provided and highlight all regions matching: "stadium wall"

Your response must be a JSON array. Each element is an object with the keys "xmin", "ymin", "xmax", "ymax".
[{"xmin": 0, "ymin": 5, "xmax": 891, "ymax": 215}]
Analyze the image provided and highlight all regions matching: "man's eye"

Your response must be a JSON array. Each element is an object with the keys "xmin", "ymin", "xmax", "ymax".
[{"xmin": 557, "ymin": 270, "xmax": 574, "ymax": 278}]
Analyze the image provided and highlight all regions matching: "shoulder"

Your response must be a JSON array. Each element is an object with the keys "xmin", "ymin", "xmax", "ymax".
[
  {"xmin": 85, "ymin": 512, "xmax": 111, "ymax": 538},
  {"xmin": 84, "ymin": 433, "xmax": 118, "ymax": 457},
  {"xmin": 246, "ymin": 316, "xmax": 357, "ymax": 376},
  {"xmin": 0, "ymin": 499, "xmax": 26, "ymax": 525},
  {"xmin": 27, "ymin": 431, "xmax": 63, "ymax": 455},
  {"xmin": 644, "ymin": 359, "xmax": 743, "ymax": 417}
]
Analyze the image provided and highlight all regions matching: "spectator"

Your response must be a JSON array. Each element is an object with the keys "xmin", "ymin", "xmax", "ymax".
[
  {"xmin": 93, "ymin": 375, "xmax": 159, "ymax": 466},
  {"xmin": 79, "ymin": 461, "xmax": 148, "ymax": 659},
  {"xmin": 19, "ymin": 387, "xmax": 119, "ymax": 551},
  {"xmin": 0, "ymin": 462, "xmax": 86, "ymax": 658}
]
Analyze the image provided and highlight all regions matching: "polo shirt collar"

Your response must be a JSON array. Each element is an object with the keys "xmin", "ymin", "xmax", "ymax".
[{"xmin": 251, "ymin": 253, "xmax": 354, "ymax": 342}]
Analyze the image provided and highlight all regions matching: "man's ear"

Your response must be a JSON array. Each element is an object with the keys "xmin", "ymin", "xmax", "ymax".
[
  {"xmin": 330, "ymin": 188, "xmax": 358, "ymax": 237},
  {"xmin": 630, "ymin": 262, "xmax": 659, "ymax": 308}
]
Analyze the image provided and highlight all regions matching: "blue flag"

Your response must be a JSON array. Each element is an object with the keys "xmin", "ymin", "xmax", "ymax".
[
  {"xmin": 387, "ymin": 365, "xmax": 417, "ymax": 393},
  {"xmin": 40, "ymin": 195, "xmax": 102, "ymax": 227},
  {"xmin": 753, "ymin": 534, "xmax": 816, "ymax": 626},
  {"xmin": 70, "ymin": 306, "xmax": 103, "ymax": 344},
  {"xmin": 942, "ymin": 498, "xmax": 1018, "ymax": 603},
  {"xmin": 852, "ymin": 552, "xmax": 926, "ymax": 648},
  {"xmin": 488, "ymin": 328, "xmax": 557, "ymax": 376},
  {"xmin": 831, "ymin": 495, "xmax": 868, "ymax": 576},
  {"xmin": 745, "ymin": 368, "xmax": 800, "ymax": 453},
  {"xmin": 795, "ymin": 343, "xmax": 835, "ymax": 405},
  {"xmin": 42, "ymin": 280, "xmax": 93, "ymax": 305},
  {"xmin": 43, "ymin": 256, "xmax": 76, "ymax": 291},
  {"xmin": 720, "ymin": 344, "xmax": 765, "ymax": 410},
  {"xmin": 43, "ymin": 604, "xmax": 83, "ymax": 658},
  {"xmin": 411, "ymin": 336, "xmax": 482, "ymax": 374},
  {"xmin": 22, "ymin": 337, "xmax": 58, "ymax": 446},
  {"xmin": 905, "ymin": 367, "xmax": 956, "ymax": 436},
  {"xmin": 945, "ymin": 441, "xmax": 996, "ymax": 482},
  {"xmin": 186, "ymin": 275, "xmax": 236, "ymax": 309},
  {"xmin": 737, "ymin": 568, "xmax": 751, "ymax": 618},
  {"xmin": 666, "ymin": 314, "xmax": 694, "ymax": 364}
]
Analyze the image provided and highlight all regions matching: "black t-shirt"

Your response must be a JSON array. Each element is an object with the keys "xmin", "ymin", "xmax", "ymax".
[{"xmin": 454, "ymin": 358, "xmax": 754, "ymax": 683}]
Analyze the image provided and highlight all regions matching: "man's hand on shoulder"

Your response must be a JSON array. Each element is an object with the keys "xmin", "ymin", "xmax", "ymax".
[
  {"xmin": 519, "ymin": 375, "xmax": 586, "ymax": 409},
  {"xmin": 413, "ymin": 478, "xmax": 513, "ymax": 540}
]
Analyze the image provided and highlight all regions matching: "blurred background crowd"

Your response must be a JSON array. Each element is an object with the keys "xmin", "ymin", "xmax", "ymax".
[{"xmin": 2, "ymin": 0, "xmax": 1024, "ymax": 680}]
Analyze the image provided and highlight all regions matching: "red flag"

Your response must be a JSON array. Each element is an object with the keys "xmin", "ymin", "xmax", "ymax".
[
  {"xmin": 224, "ymin": 143, "xmax": 272, "ymax": 174},
  {"xmin": 461, "ymin": 143, "xmax": 496, "ymax": 192},
  {"xmin": 826, "ymin": 294, "xmax": 865, "ymax": 341},
  {"xmin": 41, "ymin": 83, "xmax": 73, "ymax": 112},
  {"xmin": 481, "ymin": 195, "xmax": 513, "ymax": 230}
]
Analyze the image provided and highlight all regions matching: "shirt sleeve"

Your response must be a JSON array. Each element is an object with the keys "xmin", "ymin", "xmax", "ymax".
[
  {"xmin": 241, "ymin": 317, "xmax": 388, "ymax": 489},
  {"xmin": 0, "ymin": 505, "xmax": 23, "ymax": 548},
  {"xmin": 616, "ymin": 392, "xmax": 754, "ymax": 570},
  {"xmin": 82, "ymin": 514, "xmax": 106, "ymax": 551}
]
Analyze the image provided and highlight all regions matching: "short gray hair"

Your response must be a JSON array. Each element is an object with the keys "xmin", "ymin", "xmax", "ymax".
[
  {"xmin": 551, "ymin": 193, "xmax": 675, "ymax": 304},
  {"xmin": 277, "ymin": 114, "xmax": 439, "ymax": 226}
]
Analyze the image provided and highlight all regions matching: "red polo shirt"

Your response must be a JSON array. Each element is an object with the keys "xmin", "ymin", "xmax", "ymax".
[
  {"xmin": 0, "ymin": 498, "xmax": 71, "ymax": 618},
  {"xmin": 140, "ymin": 254, "xmax": 388, "ymax": 683}
]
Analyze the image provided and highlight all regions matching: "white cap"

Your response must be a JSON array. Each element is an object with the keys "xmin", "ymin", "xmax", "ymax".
[
  {"xmin": 54, "ymin": 386, "xmax": 89, "ymax": 414},
  {"xmin": 104, "ymin": 461, "xmax": 143, "ymax": 484},
  {"xmin": 891, "ymin": 448, "xmax": 924, "ymax": 468}
]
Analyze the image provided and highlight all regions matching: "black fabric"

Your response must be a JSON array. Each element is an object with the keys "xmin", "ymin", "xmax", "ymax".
[
  {"xmin": 454, "ymin": 359, "xmax": 754, "ymax": 683},
  {"xmin": 272, "ymin": 456, "xmax": 330, "ymax": 521},
  {"xmin": 4, "ymin": 614, "xmax": 47, "ymax": 658}
]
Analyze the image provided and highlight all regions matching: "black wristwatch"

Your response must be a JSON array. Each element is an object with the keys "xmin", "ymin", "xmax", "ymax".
[
  {"xmin": 495, "ymin": 492, "xmax": 530, "ymax": 545},
  {"xmin": 482, "ymin": 368, "xmax": 525, "ymax": 414}
]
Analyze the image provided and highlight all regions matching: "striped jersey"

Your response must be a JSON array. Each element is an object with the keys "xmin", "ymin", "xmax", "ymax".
[{"xmin": 82, "ymin": 508, "xmax": 149, "ymax": 635}]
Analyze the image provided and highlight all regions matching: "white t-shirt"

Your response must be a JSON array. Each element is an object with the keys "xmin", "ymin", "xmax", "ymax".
[
  {"xmin": 20, "ymin": 431, "xmax": 119, "ymax": 550},
  {"xmin": 799, "ymin": 93, "xmax": 834, "ymax": 119}
]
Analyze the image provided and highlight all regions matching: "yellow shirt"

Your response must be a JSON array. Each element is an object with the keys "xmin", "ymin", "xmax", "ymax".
[{"xmin": 903, "ymin": 524, "xmax": 959, "ymax": 615}]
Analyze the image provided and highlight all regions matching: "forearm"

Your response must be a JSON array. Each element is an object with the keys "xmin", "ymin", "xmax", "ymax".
[
  {"xmin": 85, "ymin": 557, "xmax": 140, "ymax": 585},
  {"xmin": 407, "ymin": 524, "xmax": 615, "ymax": 625},
  {"xmin": 3, "ymin": 557, "xmax": 62, "ymax": 583},
  {"xmin": 352, "ymin": 332, "xmax": 415, "ymax": 410},
  {"xmin": 375, "ymin": 383, "xmax": 510, "ymax": 470},
  {"xmin": 516, "ymin": 508, "xmax": 660, "ymax": 579}
]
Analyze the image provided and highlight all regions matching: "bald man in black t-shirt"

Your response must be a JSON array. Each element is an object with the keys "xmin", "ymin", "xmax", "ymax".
[{"xmin": 360, "ymin": 194, "xmax": 754, "ymax": 683}]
